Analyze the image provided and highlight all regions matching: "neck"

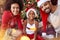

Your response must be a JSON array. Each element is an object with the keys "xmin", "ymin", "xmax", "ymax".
[
  {"xmin": 51, "ymin": 5, "xmax": 57, "ymax": 13},
  {"xmin": 28, "ymin": 18, "xmax": 34, "ymax": 22}
]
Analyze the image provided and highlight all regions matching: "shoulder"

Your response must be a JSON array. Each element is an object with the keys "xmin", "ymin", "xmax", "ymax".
[
  {"xmin": 35, "ymin": 20, "xmax": 39, "ymax": 26},
  {"xmin": 3, "ymin": 11, "xmax": 11, "ymax": 16},
  {"xmin": 23, "ymin": 19, "xmax": 27, "ymax": 25},
  {"xmin": 56, "ymin": 6, "xmax": 60, "ymax": 16},
  {"xmin": 58, "ymin": 5, "xmax": 60, "ymax": 9},
  {"xmin": 57, "ymin": 5, "xmax": 60, "ymax": 13},
  {"xmin": 2, "ymin": 10, "xmax": 12, "ymax": 18},
  {"xmin": 2, "ymin": 11, "xmax": 12, "ymax": 22},
  {"xmin": 3, "ymin": 10, "xmax": 11, "ymax": 14},
  {"xmin": 35, "ymin": 20, "xmax": 39, "ymax": 24},
  {"xmin": 58, "ymin": 5, "xmax": 60, "ymax": 15}
]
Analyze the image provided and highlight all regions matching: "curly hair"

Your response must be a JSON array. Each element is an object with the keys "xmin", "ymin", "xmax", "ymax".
[
  {"xmin": 51, "ymin": 0, "xmax": 57, "ymax": 5},
  {"xmin": 4, "ymin": 0, "xmax": 23, "ymax": 11}
]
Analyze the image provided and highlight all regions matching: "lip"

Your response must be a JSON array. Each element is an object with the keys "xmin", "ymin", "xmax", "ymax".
[
  {"xmin": 45, "ymin": 8, "xmax": 49, "ymax": 10},
  {"xmin": 45, "ymin": 8, "xmax": 50, "ymax": 13}
]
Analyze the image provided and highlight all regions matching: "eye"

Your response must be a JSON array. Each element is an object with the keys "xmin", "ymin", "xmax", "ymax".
[
  {"xmin": 13, "ymin": 7, "xmax": 15, "ymax": 9},
  {"xmin": 16, "ymin": 7, "xmax": 19, "ymax": 9},
  {"xmin": 44, "ymin": 3, "xmax": 47, "ymax": 6}
]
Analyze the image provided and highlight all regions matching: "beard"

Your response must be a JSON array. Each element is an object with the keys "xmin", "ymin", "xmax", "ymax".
[{"xmin": 44, "ymin": 8, "xmax": 51, "ymax": 13}]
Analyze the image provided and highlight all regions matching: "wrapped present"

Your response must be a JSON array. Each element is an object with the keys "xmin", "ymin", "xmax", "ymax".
[
  {"xmin": 17, "ymin": 35, "xmax": 30, "ymax": 40},
  {"xmin": 1, "ymin": 28, "xmax": 22, "ymax": 40}
]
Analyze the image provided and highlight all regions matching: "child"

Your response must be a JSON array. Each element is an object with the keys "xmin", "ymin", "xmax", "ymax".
[{"xmin": 23, "ymin": 8, "xmax": 44, "ymax": 40}]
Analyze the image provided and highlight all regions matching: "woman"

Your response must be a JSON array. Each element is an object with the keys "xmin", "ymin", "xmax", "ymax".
[
  {"xmin": 1, "ymin": 0, "xmax": 23, "ymax": 30},
  {"xmin": 0, "ymin": 0, "xmax": 23, "ymax": 39}
]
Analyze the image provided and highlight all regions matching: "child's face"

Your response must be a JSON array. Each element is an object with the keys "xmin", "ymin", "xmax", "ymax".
[{"xmin": 28, "ymin": 10, "xmax": 35, "ymax": 20}]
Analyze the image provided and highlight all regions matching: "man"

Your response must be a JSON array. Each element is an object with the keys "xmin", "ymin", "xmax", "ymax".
[{"xmin": 37, "ymin": 0, "xmax": 60, "ymax": 34}]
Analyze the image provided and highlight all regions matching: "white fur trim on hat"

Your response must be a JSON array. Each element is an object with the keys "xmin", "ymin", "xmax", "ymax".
[
  {"xmin": 26, "ymin": 8, "xmax": 37, "ymax": 18},
  {"xmin": 37, "ymin": 0, "xmax": 50, "ymax": 7}
]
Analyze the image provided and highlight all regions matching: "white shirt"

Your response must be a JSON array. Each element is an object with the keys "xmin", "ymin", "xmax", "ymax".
[
  {"xmin": 48, "ymin": 5, "xmax": 60, "ymax": 32},
  {"xmin": 26, "ymin": 20, "xmax": 36, "ymax": 34}
]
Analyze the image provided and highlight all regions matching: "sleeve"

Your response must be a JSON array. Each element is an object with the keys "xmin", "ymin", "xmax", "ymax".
[
  {"xmin": 51, "ymin": 15, "xmax": 60, "ymax": 29},
  {"xmin": 1, "ymin": 11, "xmax": 10, "ymax": 30}
]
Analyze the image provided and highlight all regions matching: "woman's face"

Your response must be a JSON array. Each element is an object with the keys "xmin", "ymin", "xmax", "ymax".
[
  {"xmin": 28, "ymin": 10, "xmax": 35, "ymax": 20},
  {"xmin": 11, "ymin": 3, "xmax": 20, "ymax": 15}
]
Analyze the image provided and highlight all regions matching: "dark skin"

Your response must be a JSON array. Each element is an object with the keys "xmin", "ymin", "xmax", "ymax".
[
  {"xmin": 23, "ymin": 11, "xmax": 39, "ymax": 40},
  {"xmin": 23, "ymin": 20, "xmax": 39, "ymax": 40}
]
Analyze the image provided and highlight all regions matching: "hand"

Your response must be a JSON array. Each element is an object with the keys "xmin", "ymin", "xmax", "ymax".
[
  {"xmin": 11, "ymin": 29, "xmax": 22, "ymax": 37},
  {"xmin": 23, "ymin": 30, "xmax": 26, "ymax": 35},
  {"xmin": 9, "ymin": 36, "xmax": 16, "ymax": 40},
  {"xmin": 31, "ymin": 38, "xmax": 35, "ymax": 40}
]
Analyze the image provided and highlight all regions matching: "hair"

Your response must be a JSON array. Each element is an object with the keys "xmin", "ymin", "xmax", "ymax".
[
  {"xmin": 4, "ymin": 0, "xmax": 23, "ymax": 11},
  {"xmin": 51, "ymin": 0, "xmax": 58, "ymax": 5}
]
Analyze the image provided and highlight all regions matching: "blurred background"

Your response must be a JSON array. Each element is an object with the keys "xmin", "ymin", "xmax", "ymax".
[{"xmin": 0, "ymin": 0, "xmax": 6, "ymax": 25}]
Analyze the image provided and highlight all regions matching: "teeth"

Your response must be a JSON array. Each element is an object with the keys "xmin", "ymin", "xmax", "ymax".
[{"xmin": 45, "ymin": 9, "xmax": 50, "ymax": 13}]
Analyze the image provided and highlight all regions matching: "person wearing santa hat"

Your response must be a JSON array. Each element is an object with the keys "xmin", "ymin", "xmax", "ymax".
[
  {"xmin": 37, "ymin": 0, "xmax": 60, "ymax": 37},
  {"xmin": 23, "ymin": 8, "xmax": 44, "ymax": 40},
  {"xmin": 37, "ymin": 0, "xmax": 50, "ymax": 37}
]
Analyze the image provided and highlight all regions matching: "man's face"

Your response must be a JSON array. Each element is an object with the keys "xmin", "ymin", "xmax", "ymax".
[{"xmin": 40, "ymin": 1, "xmax": 51, "ymax": 13}]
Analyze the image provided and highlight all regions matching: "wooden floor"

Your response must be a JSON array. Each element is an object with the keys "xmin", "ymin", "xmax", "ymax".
[
  {"xmin": 45, "ymin": 37, "xmax": 60, "ymax": 40},
  {"xmin": 52, "ymin": 38, "xmax": 60, "ymax": 40}
]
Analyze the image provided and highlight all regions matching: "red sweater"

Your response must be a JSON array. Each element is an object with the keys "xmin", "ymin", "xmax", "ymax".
[{"xmin": 1, "ymin": 11, "xmax": 23, "ymax": 30}]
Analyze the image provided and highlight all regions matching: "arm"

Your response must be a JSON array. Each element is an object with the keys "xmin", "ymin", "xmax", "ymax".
[
  {"xmin": 1, "ymin": 11, "xmax": 11, "ymax": 30},
  {"xmin": 23, "ymin": 20, "xmax": 27, "ymax": 34},
  {"xmin": 33, "ymin": 21, "xmax": 39, "ymax": 40},
  {"xmin": 0, "ymin": 11, "xmax": 11, "ymax": 39}
]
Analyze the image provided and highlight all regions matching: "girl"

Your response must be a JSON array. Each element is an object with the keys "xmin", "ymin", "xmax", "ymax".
[{"xmin": 23, "ymin": 8, "xmax": 44, "ymax": 40}]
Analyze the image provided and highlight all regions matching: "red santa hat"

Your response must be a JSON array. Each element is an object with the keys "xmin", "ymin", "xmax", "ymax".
[
  {"xmin": 37, "ymin": 0, "xmax": 50, "ymax": 7},
  {"xmin": 26, "ymin": 8, "xmax": 37, "ymax": 18}
]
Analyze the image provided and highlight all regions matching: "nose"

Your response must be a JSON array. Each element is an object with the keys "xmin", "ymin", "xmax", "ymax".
[
  {"xmin": 42, "ymin": 6, "xmax": 46, "ymax": 11},
  {"xmin": 14, "ymin": 8, "xmax": 17, "ymax": 12}
]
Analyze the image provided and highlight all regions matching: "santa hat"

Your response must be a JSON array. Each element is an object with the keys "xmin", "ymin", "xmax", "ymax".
[
  {"xmin": 26, "ymin": 8, "xmax": 37, "ymax": 18},
  {"xmin": 37, "ymin": 0, "xmax": 50, "ymax": 7}
]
